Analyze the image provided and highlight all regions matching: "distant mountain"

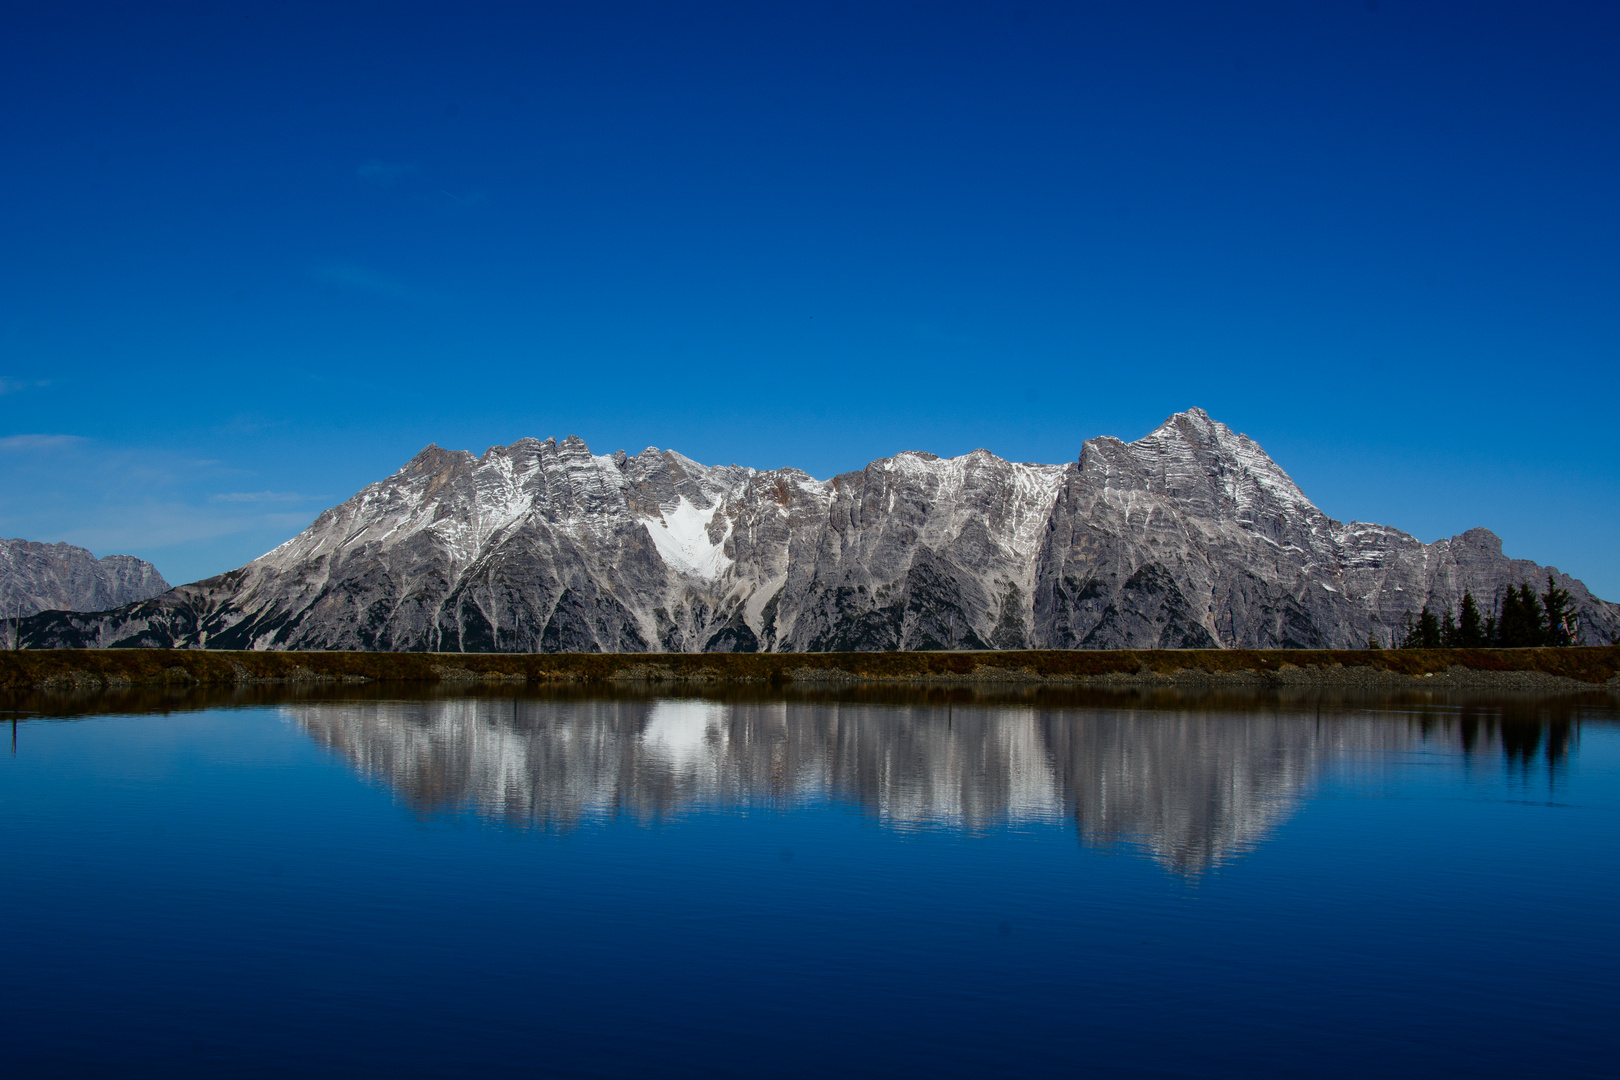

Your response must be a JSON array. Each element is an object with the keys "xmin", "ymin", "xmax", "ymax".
[
  {"xmin": 17, "ymin": 409, "xmax": 1620, "ymax": 651},
  {"xmin": 2, "ymin": 538, "xmax": 170, "ymax": 618}
]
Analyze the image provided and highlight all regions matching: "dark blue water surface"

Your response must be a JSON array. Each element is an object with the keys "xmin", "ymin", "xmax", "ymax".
[{"xmin": 1, "ymin": 686, "xmax": 1616, "ymax": 1078}]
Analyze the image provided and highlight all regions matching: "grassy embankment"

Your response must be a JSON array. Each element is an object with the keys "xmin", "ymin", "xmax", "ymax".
[{"xmin": 1, "ymin": 646, "xmax": 1618, "ymax": 692}]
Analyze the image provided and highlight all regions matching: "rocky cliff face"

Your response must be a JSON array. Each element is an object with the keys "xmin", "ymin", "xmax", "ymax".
[
  {"xmin": 1, "ymin": 539, "xmax": 170, "ymax": 618},
  {"xmin": 17, "ymin": 409, "xmax": 1620, "ymax": 650}
]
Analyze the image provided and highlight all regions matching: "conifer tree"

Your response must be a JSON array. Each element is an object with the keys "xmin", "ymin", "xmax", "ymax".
[
  {"xmin": 1457, "ymin": 590, "xmax": 1485, "ymax": 647},
  {"xmin": 1519, "ymin": 582, "xmax": 1545, "ymax": 645},
  {"xmin": 1417, "ymin": 606, "xmax": 1441, "ymax": 649},
  {"xmin": 1541, "ymin": 574, "xmax": 1573, "ymax": 647},
  {"xmin": 1440, "ymin": 611, "xmax": 1459, "ymax": 648},
  {"xmin": 1367, "ymin": 631, "xmax": 1382, "ymax": 650},
  {"xmin": 1498, "ymin": 582, "xmax": 1546, "ymax": 647},
  {"xmin": 1497, "ymin": 586, "xmax": 1521, "ymax": 646}
]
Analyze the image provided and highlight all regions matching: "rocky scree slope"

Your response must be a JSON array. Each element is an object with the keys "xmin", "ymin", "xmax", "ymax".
[
  {"xmin": 17, "ymin": 409, "xmax": 1619, "ymax": 652},
  {"xmin": 2, "ymin": 539, "xmax": 170, "ymax": 619}
]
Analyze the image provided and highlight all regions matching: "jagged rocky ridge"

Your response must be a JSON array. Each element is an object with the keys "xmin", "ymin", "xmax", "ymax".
[
  {"xmin": 18, "ymin": 409, "xmax": 1620, "ymax": 651},
  {"xmin": 1, "ymin": 538, "xmax": 170, "ymax": 618}
]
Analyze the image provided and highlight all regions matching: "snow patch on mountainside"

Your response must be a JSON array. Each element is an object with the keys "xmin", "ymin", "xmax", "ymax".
[
  {"xmin": 643, "ymin": 497, "xmax": 732, "ymax": 580},
  {"xmin": 1007, "ymin": 462, "xmax": 1069, "ymax": 560}
]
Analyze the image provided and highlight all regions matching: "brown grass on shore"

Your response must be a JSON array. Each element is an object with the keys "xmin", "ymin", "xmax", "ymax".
[{"xmin": 2, "ymin": 645, "xmax": 1618, "ymax": 692}]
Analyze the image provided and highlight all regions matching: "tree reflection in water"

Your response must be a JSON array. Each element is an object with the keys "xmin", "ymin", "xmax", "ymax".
[{"xmin": 279, "ymin": 689, "xmax": 1596, "ymax": 875}]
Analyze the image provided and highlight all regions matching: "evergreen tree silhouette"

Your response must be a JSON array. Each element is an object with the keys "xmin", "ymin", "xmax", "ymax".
[
  {"xmin": 1413, "ymin": 605, "xmax": 1441, "ymax": 649},
  {"xmin": 1497, "ymin": 587, "xmax": 1521, "ymax": 646},
  {"xmin": 1457, "ymin": 590, "xmax": 1486, "ymax": 647},
  {"xmin": 1519, "ymin": 582, "xmax": 1546, "ymax": 645},
  {"xmin": 1498, "ymin": 582, "xmax": 1546, "ymax": 647},
  {"xmin": 1440, "ymin": 610, "xmax": 1459, "ymax": 648},
  {"xmin": 1541, "ymin": 574, "xmax": 1573, "ymax": 647}
]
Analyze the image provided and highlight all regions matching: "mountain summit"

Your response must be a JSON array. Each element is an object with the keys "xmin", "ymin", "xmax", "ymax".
[{"xmin": 20, "ymin": 409, "xmax": 1619, "ymax": 651}]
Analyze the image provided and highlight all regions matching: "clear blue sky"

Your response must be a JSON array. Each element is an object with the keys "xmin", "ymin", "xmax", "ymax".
[{"xmin": 3, "ymin": 1, "xmax": 1617, "ymax": 598}]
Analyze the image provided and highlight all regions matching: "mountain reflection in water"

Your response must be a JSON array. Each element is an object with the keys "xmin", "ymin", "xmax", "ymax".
[{"xmin": 283, "ymin": 695, "xmax": 1580, "ymax": 874}]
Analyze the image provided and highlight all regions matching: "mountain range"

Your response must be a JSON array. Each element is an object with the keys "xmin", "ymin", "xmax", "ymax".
[
  {"xmin": 15, "ymin": 408, "xmax": 1619, "ymax": 651},
  {"xmin": 1, "ymin": 539, "xmax": 169, "ymax": 620}
]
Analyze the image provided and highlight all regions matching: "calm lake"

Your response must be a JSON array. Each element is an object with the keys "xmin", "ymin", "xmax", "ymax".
[{"xmin": 2, "ymin": 685, "xmax": 1616, "ymax": 1078}]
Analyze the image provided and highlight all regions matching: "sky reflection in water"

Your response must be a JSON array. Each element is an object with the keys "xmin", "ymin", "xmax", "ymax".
[{"xmin": 0, "ymin": 688, "xmax": 1614, "ymax": 1078}]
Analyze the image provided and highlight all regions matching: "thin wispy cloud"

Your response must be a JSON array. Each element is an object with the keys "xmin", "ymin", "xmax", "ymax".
[
  {"xmin": 0, "ymin": 377, "xmax": 51, "ymax": 395},
  {"xmin": 61, "ymin": 509, "xmax": 318, "ymax": 557},
  {"xmin": 209, "ymin": 491, "xmax": 314, "ymax": 503},
  {"xmin": 438, "ymin": 188, "xmax": 488, "ymax": 207},
  {"xmin": 2, "ymin": 436, "xmax": 324, "ymax": 583},
  {"xmin": 0, "ymin": 433, "xmax": 85, "ymax": 451},
  {"xmin": 357, "ymin": 160, "xmax": 417, "ymax": 186},
  {"xmin": 309, "ymin": 263, "xmax": 415, "ymax": 299}
]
